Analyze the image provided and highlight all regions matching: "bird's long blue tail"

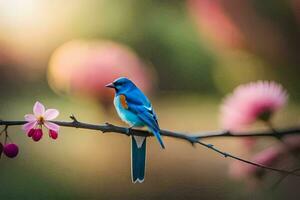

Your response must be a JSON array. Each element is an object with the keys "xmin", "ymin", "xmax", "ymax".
[{"xmin": 131, "ymin": 136, "xmax": 146, "ymax": 183}]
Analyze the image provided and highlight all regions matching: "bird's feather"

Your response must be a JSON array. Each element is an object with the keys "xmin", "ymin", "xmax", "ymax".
[
  {"xmin": 131, "ymin": 136, "xmax": 146, "ymax": 183},
  {"xmin": 118, "ymin": 87, "xmax": 164, "ymax": 148},
  {"xmin": 119, "ymin": 94, "xmax": 129, "ymax": 109}
]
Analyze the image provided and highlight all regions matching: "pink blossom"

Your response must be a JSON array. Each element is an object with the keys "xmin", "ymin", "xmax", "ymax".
[
  {"xmin": 229, "ymin": 135, "xmax": 300, "ymax": 183},
  {"xmin": 229, "ymin": 146, "xmax": 282, "ymax": 179},
  {"xmin": 241, "ymin": 138, "xmax": 257, "ymax": 150},
  {"xmin": 220, "ymin": 81, "xmax": 288, "ymax": 132},
  {"xmin": 48, "ymin": 40, "xmax": 153, "ymax": 106},
  {"xmin": 22, "ymin": 101, "xmax": 59, "ymax": 141}
]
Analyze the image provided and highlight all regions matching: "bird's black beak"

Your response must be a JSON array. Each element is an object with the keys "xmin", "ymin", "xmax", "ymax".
[{"xmin": 105, "ymin": 83, "xmax": 115, "ymax": 88}]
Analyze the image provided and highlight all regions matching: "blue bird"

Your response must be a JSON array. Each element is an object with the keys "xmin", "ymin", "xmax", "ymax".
[{"xmin": 106, "ymin": 77, "xmax": 165, "ymax": 183}]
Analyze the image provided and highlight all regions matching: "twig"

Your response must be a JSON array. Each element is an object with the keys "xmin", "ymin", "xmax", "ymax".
[
  {"xmin": 195, "ymin": 140, "xmax": 295, "ymax": 174},
  {"xmin": 0, "ymin": 118, "xmax": 300, "ymax": 176},
  {"xmin": 271, "ymin": 167, "xmax": 300, "ymax": 189},
  {"xmin": 193, "ymin": 128, "xmax": 300, "ymax": 139}
]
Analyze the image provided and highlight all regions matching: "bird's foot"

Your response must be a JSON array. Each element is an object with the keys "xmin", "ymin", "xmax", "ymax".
[{"xmin": 126, "ymin": 126, "xmax": 134, "ymax": 136}]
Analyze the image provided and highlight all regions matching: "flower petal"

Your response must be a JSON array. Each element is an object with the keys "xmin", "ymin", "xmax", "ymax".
[
  {"xmin": 24, "ymin": 114, "xmax": 36, "ymax": 122},
  {"xmin": 33, "ymin": 101, "xmax": 45, "ymax": 116},
  {"xmin": 44, "ymin": 122, "xmax": 60, "ymax": 132},
  {"xmin": 220, "ymin": 81, "xmax": 288, "ymax": 132},
  {"xmin": 22, "ymin": 121, "xmax": 37, "ymax": 133},
  {"xmin": 44, "ymin": 109, "xmax": 59, "ymax": 120}
]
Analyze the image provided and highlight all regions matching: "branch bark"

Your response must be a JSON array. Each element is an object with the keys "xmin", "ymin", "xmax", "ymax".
[{"xmin": 1, "ymin": 117, "xmax": 300, "ymax": 177}]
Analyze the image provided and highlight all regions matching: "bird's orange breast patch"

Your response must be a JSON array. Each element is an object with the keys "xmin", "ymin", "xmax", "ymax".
[{"xmin": 120, "ymin": 94, "xmax": 129, "ymax": 109}]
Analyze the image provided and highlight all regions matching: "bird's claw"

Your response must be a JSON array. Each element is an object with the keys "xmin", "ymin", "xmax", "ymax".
[{"xmin": 126, "ymin": 126, "xmax": 134, "ymax": 136}]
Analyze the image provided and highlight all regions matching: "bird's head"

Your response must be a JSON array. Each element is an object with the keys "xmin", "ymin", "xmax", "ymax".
[{"xmin": 105, "ymin": 77, "xmax": 135, "ymax": 93}]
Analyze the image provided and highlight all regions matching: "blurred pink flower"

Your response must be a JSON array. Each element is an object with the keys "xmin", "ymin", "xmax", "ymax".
[
  {"xmin": 291, "ymin": 0, "xmax": 300, "ymax": 26},
  {"xmin": 229, "ymin": 135, "xmax": 300, "ymax": 184},
  {"xmin": 188, "ymin": 0, "xmax": 244, "ymax": 49},
  {"xmin": 48, "ymin": 40, "xmax": 154, "ymax": 106},
  {"xmin": 241, "ymin": 138, "xmax": 257, "ymax": 150},
  {"xmin": 220, "ymin": 81, "xmax": 288, "ymax": 132},
  {"xmin": 229, "ymin": 146, "xmax": 282, "ymax": 179},
  {"xmin": 22, "ymin": 101, "xmax": 59, "ymax": 141}
]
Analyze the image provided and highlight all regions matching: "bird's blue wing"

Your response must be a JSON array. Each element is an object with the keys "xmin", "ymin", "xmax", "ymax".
[
  {"xmin": 135, "ymin": 106, "xmax": 164, "ymax": 149},
  {"xmin": 123, "ymin": 88, "xmax": 151, "ymax": 106},
  {"xmin": 128, "ymin": 103, "xmax": 164, "ymax": 149},
  {"xmin": 122, "ymin": 88, "xmax": 159, "ymax": 123},
  {"xmin": 122, "ymin": 89, "xmax": 164, "ymax": 149}
]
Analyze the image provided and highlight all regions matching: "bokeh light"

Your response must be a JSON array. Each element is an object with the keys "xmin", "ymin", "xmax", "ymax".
[{"xmin": 48, "ymin": 39, "xmax": 154, "ymax": 105}]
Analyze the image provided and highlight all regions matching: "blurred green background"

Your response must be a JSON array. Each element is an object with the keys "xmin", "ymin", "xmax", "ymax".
[{"xmin": 0, "ymin": 0, "xmax": 300, "ymax": 199}]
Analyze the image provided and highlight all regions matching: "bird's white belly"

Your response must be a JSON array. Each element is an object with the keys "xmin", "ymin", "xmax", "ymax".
[{"xmin": 114, "ymin": 96, "xmax": 144, "ymax": 127}]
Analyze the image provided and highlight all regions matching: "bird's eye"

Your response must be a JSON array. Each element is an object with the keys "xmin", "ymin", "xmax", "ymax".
[{"xmin": 114, "ymin": 82, "xmax": 122, "ymax": 87}]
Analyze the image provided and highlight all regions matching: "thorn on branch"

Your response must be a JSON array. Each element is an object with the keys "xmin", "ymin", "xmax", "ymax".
[
  {"xmin": 70, "ymin": 114, "xmax": 78, "ymax": 123},
  {"xmin": 188, "ymin": 137, "xmax": 198, "ymax": 146},
  {"xmin": 105, "ymin": 122, "xmax": 114, "ymax": 127},
  {"xmin": 207, "ymin": 144, "xmax": 214, "ymax": 148},
  {"xmin": 102, "ymin": 122, "xmax": 116, "ymax": 133},
  {"xmin": 189, "ymin": 141, "xmax": 195, "ymax": 146}
]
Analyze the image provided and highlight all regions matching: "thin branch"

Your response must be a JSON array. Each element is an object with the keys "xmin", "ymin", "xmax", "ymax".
[
  {"xmin": 271, "ymin": 167, "xmax": 300, "ymax": 189},
  {"xmin": 1, "ymin": 120, "xmax": 300, "ymax": 139},
  {"xmin": 195, "ymin": 140, "xmax": 296, "ymax": 174},
  {"xmin": 0, "ymin": 118, "xmax": 300, "ymax": 177},
  {"xmin": 192, "ymin": 128, "xmax": 300, "ymax": 139}
]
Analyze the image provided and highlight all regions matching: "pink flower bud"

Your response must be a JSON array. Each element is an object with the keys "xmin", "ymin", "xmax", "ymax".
[
  {"xmin": 3, "ymin": 143, "xmax": 19, "ymax": 158},
  {"xmin": 49, "ymin": 129, "xmax": 58, "ymax": 140},
  {"xmin": 32, "ymin": 129, "xmax": 43, "ymax": 142},
  {"xmin": 27, "ymin": 129, "xmax": 35, "ymax": 137},
  {"xmin": 0, "ymin": 142, "xmax": 3, "ymax": 156}
]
